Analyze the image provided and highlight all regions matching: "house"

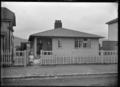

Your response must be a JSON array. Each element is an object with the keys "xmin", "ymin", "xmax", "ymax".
[
  {"xmin": 101, "ymin": 18, "xmax": 118, "ymax": 50},
  {"xmin": 106, "ymin": 18, "xmax": 118, "ymax": 41},
  {"xmin": 28, "ymin": 20, "xmax": 104, "ymax": 57},
  {"xmin": 20, "ymin": 42, "xmax": 31, "ymax": 51},
  {"xmin": 1, "ymin": 7, "xmax": 16, "ymax": 52},
  {"xmin": 102, "ymin": 41, "xmax": 117, "ymax": 50}
]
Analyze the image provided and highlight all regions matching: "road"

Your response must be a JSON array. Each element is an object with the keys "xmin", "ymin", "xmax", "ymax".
[{"xmin": 1, "ymin": 73, "xmax": 117, "ymax": 86}]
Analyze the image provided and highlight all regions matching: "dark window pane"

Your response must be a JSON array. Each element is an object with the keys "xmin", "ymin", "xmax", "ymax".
[
  {"xmin": 83, "ymin": 43, "xmax": 87, "ymax": 47},
  {"xmin": 84, "ymin": 38, "xmax": 87, "ymax": 41},
  {"xmin": 58, "ymin": 39, "xmax": 62, "ymax": 47},
  {"xmin": 75, "ymin": 39, "xmax": 78, "ymax": 48}
]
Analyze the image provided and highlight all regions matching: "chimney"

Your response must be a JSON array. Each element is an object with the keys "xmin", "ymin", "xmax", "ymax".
[{"xmin": 54, "ymin": 20, "xmax": 62, "ymax": 29}]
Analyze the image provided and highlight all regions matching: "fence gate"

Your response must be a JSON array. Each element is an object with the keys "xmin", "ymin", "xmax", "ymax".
[{"xmin": 13, "ymin": 50, "xmax": 28, "ymax": 66}]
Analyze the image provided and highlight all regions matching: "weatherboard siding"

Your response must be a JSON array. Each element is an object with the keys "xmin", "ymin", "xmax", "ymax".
[
  {"xmin": 31, "ymin": 37, "xmax": 99, "ymax": 56},
  {"xmin": 1, "ymin": 22, "xmax": 13, "ymax": 51},
  {"xmin": 108, "ymin": 22, "xmax": 118, "ymax": 41},
  {"xmin": 52, "ymin": 38, "xmax": 99, "ymax": 55},
  {"xmin": 52, "ymin": 38, "xmax": 74, "ymax": 50}
]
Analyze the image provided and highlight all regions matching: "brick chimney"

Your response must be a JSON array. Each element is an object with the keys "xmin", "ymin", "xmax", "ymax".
[{"xmin": 54, "ymin": 20, "xmax": 62, "ymax": 29}]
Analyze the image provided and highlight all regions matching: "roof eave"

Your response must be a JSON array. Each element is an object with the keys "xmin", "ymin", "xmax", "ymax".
[
  {"xmin": 106, "ymin": 18, "xmax": 118, "ymax": 24},
  {"xmin": 28, "ymin": 35, "xmax": 35, "ymax": 41},
  {"xmin": 106, "ymin": 22, "xmax": 117, "ymax": 24},
  {"xmin": 29, "ymin": 35, "xmax": 104, "ymax": 39}
]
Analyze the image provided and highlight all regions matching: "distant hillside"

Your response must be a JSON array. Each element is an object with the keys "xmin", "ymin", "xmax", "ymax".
[{"xmin": 14, "ymin": 36, "xmax": 28, "ymax": 47}]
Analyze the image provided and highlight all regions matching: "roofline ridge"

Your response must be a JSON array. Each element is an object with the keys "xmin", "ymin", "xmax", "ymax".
[
  {"xmin": 61, "ymin": 28, "xmax": 104, "ymax": 37},
  {"xmin": 106, "ymin": 18, "xmax": 118, "ymax": 24},
  {"xmin": 30, "ymin": 28, "xmax": 55, "ymax": 35}
]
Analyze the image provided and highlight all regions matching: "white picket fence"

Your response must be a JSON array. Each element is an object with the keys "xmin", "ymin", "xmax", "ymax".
[
  {"xmin": 1, "ymin": 50, "xmax": 13, "ymax": 66},
  {"xmin": 40, "ymin": 50, "xmax": 118, "ymax": 65},
  {"xmin": 13, "ymin": 50, "xmax": 28, "ymax": 66},
  {"xmin": 1, "ymin": 50, "xmax": 29, "ymax": 67},
  {"xmin": 1, "ymin": 49, "xmax": 118, "ymax": 66}
]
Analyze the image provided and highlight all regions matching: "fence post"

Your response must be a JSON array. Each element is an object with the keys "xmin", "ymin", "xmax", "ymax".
[
  {"xmin": 1, "ymin": 50, "xmax": 3, "ymax": 66},
  {"xmin": 40, "ymin": 50, "xmax": 42, "ymax": 65},
  {"xmin": 101, "ymin": 50, "xmax": 104, "ymax": 64},
  {"xmin": 24, "ymin": 50, "xmax": 26, "ymax": 67},
  {"xmin": 13, "ymin": 51, "xmax": 15, "ymax": 66}
]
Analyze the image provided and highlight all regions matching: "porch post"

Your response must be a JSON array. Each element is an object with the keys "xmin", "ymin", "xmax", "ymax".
[
  {"xmin": 24, "ymin": 50, "xmax": 26, "ymax": 67},
  {"xmin": 34, "ymin": 37, "xmax": 37, "ymax": 57},
  {"xmin": 101, "ymin": 50, "xmax": 104, "ymax": 64}
]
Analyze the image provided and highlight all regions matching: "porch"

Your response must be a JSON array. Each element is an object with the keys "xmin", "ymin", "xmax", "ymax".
[{"xmin": 31, "ymin": 37, "xmax": 52, "ymax": 58}]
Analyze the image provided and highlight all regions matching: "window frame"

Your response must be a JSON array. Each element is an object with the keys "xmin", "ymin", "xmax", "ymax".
[
  {"xmin": 58, "ymin": 38, "xmax": 62, "ymax": 48},
  {"xmin": 74, "ymin": 38, "xmax": 91, "ymax": 48}
]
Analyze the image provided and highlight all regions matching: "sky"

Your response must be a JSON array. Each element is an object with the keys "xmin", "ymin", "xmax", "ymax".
[{"xmin": 1, "ymin": 2, "xmax": 118, "ymax": 40}]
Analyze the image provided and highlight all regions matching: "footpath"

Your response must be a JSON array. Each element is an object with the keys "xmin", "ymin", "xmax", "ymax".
[{"xmin": 1, "ymin": 64, "xmax": 117, "ymax": 79}]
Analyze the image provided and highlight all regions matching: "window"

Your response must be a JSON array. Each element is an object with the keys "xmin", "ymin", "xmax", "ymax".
[
  {"xmin": 83, "ymin": 39, "xmax": 87, "ymax": 47},
  {"xmin": 75, "ymin": 38, "xmax": 91, "ymax": 48},
  {"xmin": 75, "ymin": 39, "xmax": 78, "ymax": 48},
  {"xmin": 87, "ymin": 39, "xmax": 91, "ymax": 47},
  {"xmin": 58, "ymin": 39, "xmax": 62, "ymax": 47}
]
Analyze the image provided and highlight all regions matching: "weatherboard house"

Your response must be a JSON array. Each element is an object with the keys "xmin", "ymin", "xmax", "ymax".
[
  {"xmin": 1, "ymin": 7, "xmax": 16, "ymax": 52},
  {"xmin": 28, "ymin": 20, "xmax": 104, "ymax": 57},
  {"xmin": 101, "ymin": 18, "xmax": 118, "ymax": 51}
]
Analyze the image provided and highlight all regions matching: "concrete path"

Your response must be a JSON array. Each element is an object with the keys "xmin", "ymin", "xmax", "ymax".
[{"xmin": 1, "ymin": 64, "xmax": 117, "ymax": 78}]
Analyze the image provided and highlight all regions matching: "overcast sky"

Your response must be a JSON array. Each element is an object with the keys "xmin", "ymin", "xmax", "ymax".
[{"xmin": 1, "ymin": 2, "xmax": 118, "ymax": 40}]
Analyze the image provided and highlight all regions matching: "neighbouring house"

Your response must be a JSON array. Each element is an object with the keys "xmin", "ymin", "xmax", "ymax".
[
  {"xmin": 101, "ymin": 18, "xmax": 118, "ymax": 50},
  {"xmin": 102, "ymin": 41, "xmax": 118, "ymax": 50},
  {"xmin": 1, "ymin": 7, "xmax": 16, "ymax": 52},
  {"xmin": 106, "ymin": 18, "xmax": 118, "ymax": 41},
  {"xmin": 28, "ymin": 20, "xmax": 104, "ymax": 57},
  {"xmin": 21, "ymin": 42, "xmax": 31, "ymax": 51}
]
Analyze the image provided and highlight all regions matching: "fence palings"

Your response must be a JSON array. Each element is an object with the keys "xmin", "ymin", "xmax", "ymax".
[
  {"xmin": 13, "ymin": 50, "xmax": 27, "ymax": 66},
  {"xmin": 1, "ymin": 50, "xmax": 12, "ymax": 66},
  {"xmin": 40, "ymin": 50, "xmax": 118, "ymax": 65}
]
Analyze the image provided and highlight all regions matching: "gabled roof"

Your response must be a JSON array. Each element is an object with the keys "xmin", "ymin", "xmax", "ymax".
[
  {"xmin": 106, "ymin": 18, "xmax": 118, "ymax": 24},
  {"xmin": 1, "ymin": 7, "xmax": 16, "ymax": 26},
  {"xmin": 28, "ymin": 28, "xmax": 104, "ymax": 41}
]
